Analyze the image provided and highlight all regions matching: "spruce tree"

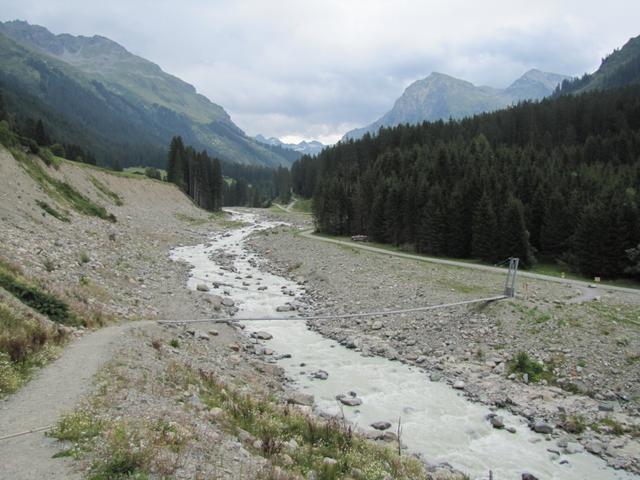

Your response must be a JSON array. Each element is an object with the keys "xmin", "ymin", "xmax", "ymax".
[
  {"xmin": 471, "ymin": 193, "xmax": 499, "ymax": 262},
  {"xmin": 501, "ymin": 196, "xmax": 535, "ymax": 267},
  {"xmin": 167, "ymin": 136, "xmax": 185, "ymax": 188}
]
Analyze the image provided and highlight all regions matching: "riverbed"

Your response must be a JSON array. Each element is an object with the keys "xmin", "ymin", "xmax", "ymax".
[{"xmin": 172, "ymin": 210, "xmax": 638, "ymax": 480}]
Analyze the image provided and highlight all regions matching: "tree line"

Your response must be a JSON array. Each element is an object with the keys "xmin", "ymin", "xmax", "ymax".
[
  {"xmin": 0, "ymin": 91, "xmax": 98, "ymax": 165},
  {"xmin": 166, "ymin": 136, "xmax": 223, "ymax": 212},
  {"xmin": 292, "ymin": 85, "xmax": 640, "ymax": 279},
  {"xmin": 166, "ymin": 136, "xmax": 292, "ymax": 211}
]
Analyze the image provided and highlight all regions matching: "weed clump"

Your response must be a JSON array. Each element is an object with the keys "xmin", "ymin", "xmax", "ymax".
[
  {"xmin": 508, "ymin": 351, "xmax": 552, "ymax": 383},
  {"xmin": 0, "ymin": 303, "xmax": 66, "ymax": 395}
]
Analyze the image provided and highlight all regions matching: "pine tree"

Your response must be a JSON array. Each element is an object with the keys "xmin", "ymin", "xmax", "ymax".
[
  {"xmin": 501, "ymin": 196, "xmax": 535, "ymax": 267},
  {"xmin": 33, "ymin": 119, "xmax": 50, "ymax": 146},
  {"xmin": 471, "ymin": 193, "xmax": 499, "ymax": 262},
  {"xmin": 166, "ymin": 136, "xmax": 185, "ymax": 188},
  {"xmin": 540, "ymin": 190, "xmax": 573, "ymax": 255}
]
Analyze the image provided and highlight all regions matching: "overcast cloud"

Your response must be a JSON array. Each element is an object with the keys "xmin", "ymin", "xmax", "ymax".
[{"xmin": 1, "ymin": 0, "xmax": 639, "ymax": 143}]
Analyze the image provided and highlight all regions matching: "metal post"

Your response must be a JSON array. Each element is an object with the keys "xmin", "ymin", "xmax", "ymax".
[{"xmin": 504, "ymin": 257, "xmax": 519, "ymax": 298}]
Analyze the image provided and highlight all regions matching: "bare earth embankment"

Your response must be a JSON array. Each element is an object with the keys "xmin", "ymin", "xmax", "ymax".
[{"xmin": 248, "ymin": 217, "xmax": 640, "ymax": 473}]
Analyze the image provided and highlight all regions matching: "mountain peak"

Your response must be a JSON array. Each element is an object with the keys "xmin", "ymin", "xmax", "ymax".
[{"xmin": 343, "ymin": 69, "xmax": 568, "ymax": 141}]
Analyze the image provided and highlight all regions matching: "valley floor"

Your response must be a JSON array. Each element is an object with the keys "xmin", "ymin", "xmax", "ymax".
[{"xmin": 249, "ymin": 209, "xmax": 640, "ymax": 474}]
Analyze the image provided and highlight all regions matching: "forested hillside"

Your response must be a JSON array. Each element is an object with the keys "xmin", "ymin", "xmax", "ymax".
[
  {"xmin": 292, "ymin": 86, "xmax": 640, "ymax": 278},
  {"xmin": 557, "ymin": 34, "xmax": 640, "ymax": 95},
  {"xmin": 0, "ymin": 21, "xmax": 299, "ymax": 169}
]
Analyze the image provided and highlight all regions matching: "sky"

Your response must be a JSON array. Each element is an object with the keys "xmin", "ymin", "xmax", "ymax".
[{"xmin": 1, "ymin": 1, "xmax": 639, "ymax": 144}]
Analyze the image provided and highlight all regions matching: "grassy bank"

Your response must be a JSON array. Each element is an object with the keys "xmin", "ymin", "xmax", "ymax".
[{"xmin": 50, "ymin": 354, "xmax": 463, "ymax": 480}]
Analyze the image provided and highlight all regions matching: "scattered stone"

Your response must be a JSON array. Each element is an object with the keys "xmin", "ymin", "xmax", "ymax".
[
  {"xmin": 196, "ymin": 283, "xmax": 210, "ymax": 292},
  {"xmin": 453, "ymin": 380, "xmax": 465, "ymax": 390},
  {"xmin": 222, "ymin": 298, "xmax": 235, "ymax": 307}
]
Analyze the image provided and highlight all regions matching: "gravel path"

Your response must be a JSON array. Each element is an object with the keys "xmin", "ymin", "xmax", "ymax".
[
  {"xmin": 0, "ymin": 321, "xmax": 153, "ymax": 479},
  {"xmin": 300, "ymin": 230, "xmax": 640, "ymax": 296}
]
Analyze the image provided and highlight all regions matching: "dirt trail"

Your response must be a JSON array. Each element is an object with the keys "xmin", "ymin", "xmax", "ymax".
[
  {"xmin": 0, "ymin": 321, "xmax": 152, "ymax": 480},
  {"xmin": 300, "ymin": 230, "xmax": 640, "ymax": 296}
]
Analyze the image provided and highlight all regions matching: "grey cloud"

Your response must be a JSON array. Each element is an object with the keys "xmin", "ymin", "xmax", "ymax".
[{"xmin": 1, "ymin": 0, "xmax": 639, "ymax": 143}]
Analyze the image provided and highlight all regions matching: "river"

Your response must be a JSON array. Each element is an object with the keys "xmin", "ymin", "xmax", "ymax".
[{"xmin": 171, "ymin": 210, "xmax": 637, "ymax": 480}]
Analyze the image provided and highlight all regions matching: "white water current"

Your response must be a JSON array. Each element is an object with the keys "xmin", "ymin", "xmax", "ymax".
[{"xmin": 171, "ymin": 210, "xmax": 638, "ymax": 480}]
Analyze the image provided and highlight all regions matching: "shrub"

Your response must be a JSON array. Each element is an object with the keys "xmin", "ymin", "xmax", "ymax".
[
  {"xmin": 79, "ymin": 252, "xmax": 91, "ymax": 265},
  {"xmin": 508, "ymin": 351, "xmax": 546, "ymax": 382}
]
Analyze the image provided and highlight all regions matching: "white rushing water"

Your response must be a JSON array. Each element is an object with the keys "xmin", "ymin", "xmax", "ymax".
[{"xmin": 172, "ymin": 210, "xmax": 638, "ymax": 480}]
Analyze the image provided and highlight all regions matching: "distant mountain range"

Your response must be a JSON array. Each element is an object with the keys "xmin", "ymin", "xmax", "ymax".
[
  {"xmin": 343, "ymin": 69, "xmax": 569, "ymax": 141},
  {"xmin": 0, "ymin": 20, "xmax": 299, "ymax": 168},
  {"xmin": 557, "ymin": 34, "xmax": 640, "ymax": 95},
  {"xmin": 254, "ymin": 135, "xmax": 324, "ymax": 156}
]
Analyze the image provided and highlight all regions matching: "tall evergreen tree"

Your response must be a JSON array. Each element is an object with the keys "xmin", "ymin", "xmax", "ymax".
[
  {"xmin": 471, "ymin": 193, "xmax": 499, "ymax": 262},
  {"xmin": 502, "ymin": 196, "xmax": 535, "ymax": 267}
]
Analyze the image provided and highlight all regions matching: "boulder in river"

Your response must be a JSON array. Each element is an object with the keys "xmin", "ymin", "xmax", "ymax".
[
  {"xmin": 337, "ymin": 395, "xmax": 362, "ymax": 407},
  {"xmin": 311, "ymin": 370, "xmax": 329, "ymax": 380},
  {"xmin": 276, "ymin": 305, "xmax": 295, "ymax": 312},
  {"xmin": 532, "ymin": 420, "xmax": 553, "ymax": 434},
  {"xmin": 254, "ymin": 331, "xmax": 273, "ymax": 340},
  {"xmin": 490, "ymin": 416, "xmax": 505, "ymax": 429},
  {"xmin": 371, "ymin": 421, "xmax": 392, "ymax": 431}
]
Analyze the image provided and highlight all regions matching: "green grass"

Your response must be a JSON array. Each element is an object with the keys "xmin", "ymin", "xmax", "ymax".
[
  {"xmin": 89, "ymin": 176, "xmax": 124, "ymax": 206},
  {"xmin": 530, "ymin": 262, "xmax": 640, "ymax": 290},
  {"xmin": 515, "ymin": 304, "xmax": 552, "ymax": 324},
  {"xmin": 292, "ymin": 197, "xmax": 313, "ymax": 214},
  {"xmin": 35, "ymin": 200, "xmax": 70, "ymax": 222},
  {"xmin": 585, "ymin": 302, "xmax": 640, "ymax": 328},
  {"xmin": 197, "ymin": 367, "xmax": 431, "ymax": 480}
]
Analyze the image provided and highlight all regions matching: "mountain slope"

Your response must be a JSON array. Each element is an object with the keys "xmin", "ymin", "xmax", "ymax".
[
  {"xmin": 343, "ymin": 69, "xmax": 569, "ymax": 141},
  {"xmin": 0, "ymin": 20, "xmax": 298, "ymax": 168},
  {"xmin": 557, "ymin": 34, "xmax": 640, "ymax": 94},
  {"xmin": 255, "ymin": 134, "xmax": 325, "ymax": 156}
]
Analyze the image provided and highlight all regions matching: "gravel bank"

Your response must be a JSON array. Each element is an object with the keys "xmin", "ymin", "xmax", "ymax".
[{"xmin": 248, "ymin": 222, "xmax": 640, "ymax": 473}]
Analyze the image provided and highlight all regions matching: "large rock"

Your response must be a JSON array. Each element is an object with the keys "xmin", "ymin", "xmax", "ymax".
[
  {"xmin": 532, "ymin": 420, "xmax": 553, "ymax": 434},
  {"xmin": 276, "ymin": 304, "xmax": 295, "ymax": 312},
  {"xmin": 490, "ymin": 416, "xmax": 505, "ymax": 429},
  {"xmin": 196, "ymin": 283, "xmax": 210, "ymax": 292},
  {"xmin": 338, "ymin": 396, "xmax": 362, "ymax": 407},
  {"xmin": 371, "ymin": 421, "xmax": 392, "ymax": 431},
  {"xmin": 311, "ymin": 370, "xmax": 329, "ymax": 380},
  {"xmin": 287, "ymin": 392, "xmax": 314, "ymax": 406},
  {"xmin": 222, "ymin": 298, "xmax": 235, "ymax": 307},
  {"xmin": 254, "ymin": 331, "xmax": 273, "ymax": 340},
  {"xmin": 453, "ymin": 380, "xmax": 465, "ymax": 390}
]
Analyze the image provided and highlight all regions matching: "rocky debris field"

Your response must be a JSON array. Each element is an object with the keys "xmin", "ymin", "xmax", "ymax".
[{"xmin": 247, "ymin": 222, "xmax": 640, "ymax": 474}]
